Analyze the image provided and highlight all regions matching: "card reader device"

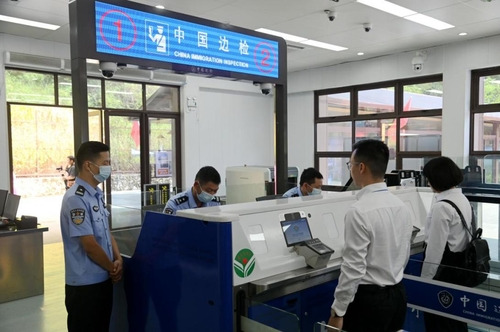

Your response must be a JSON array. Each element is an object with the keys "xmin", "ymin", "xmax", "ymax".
[{"xmin": 280, "ymin": 211, "xmax": 334, "ymax": 269}]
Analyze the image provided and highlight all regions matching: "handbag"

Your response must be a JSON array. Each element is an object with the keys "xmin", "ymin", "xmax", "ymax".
[{"xmin": 440, "ymin": 199, "xmax": 490, "ymax": 287}]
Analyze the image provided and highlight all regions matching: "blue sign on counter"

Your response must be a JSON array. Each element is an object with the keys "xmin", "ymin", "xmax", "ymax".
[
  {"xmin": 404, "ymin": 274, "xmax": 500, "ymax": 329},
  {"xmin": 95, "ymin": 1, "xmax": 279, "ymax": 78}
]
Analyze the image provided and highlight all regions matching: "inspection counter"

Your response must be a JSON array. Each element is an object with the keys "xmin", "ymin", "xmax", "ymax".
[{"xmin": 0, "ymin": 225, "xmax": 48, "ymax": 303}]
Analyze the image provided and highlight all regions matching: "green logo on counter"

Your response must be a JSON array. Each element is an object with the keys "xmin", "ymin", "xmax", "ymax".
[{"xmin": 234, "ymin": 248, "xmax": 255, "ymax": 278}]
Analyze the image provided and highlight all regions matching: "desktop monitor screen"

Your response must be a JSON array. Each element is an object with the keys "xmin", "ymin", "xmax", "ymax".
[
  {"xmin": 0, "ymin": 189, "xmax": 7, "ymax": 216},
  {"xmin": 280, "ymin": 217, "xmax": 313, "ymax": 247},
  {"xmin": 3, "ymin": 193, "xmax": 20, "ymax": 221}
]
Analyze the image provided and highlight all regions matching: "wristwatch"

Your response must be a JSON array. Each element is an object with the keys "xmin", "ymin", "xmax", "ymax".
[{"xmin": 331, "ymin": 308, "xmax": 343, "ymax": 318}]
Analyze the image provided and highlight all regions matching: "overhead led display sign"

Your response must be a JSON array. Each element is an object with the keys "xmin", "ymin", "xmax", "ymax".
[{"xmin": 95, "ymin": 1, "xmax": 280, "ymax": 79}]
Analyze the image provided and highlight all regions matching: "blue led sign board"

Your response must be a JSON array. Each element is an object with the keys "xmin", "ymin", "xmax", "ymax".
[{"xmin": 95, "ymin": 1, "xmax": 280, "ymax": 79}]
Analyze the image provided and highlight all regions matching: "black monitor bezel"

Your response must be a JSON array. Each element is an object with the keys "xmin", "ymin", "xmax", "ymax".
[{"xmin": 280, "ymin": 217, "xmax": 313, "ymax": 247}]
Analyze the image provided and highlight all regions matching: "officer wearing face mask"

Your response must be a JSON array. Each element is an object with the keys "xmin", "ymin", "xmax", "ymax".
[
  {"xmin": 60, "ymin": 141, "xmax": 123, "ymax": 332},
  {"xmin": 282, "ymin": 167, "xmax": 323, "ymax": 198},
  {"xmin": 163, "ymin": 166, "xmax": 221, "ymax": 215}
]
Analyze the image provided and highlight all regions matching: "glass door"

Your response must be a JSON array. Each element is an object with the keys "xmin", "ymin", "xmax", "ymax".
[{"xmin": 106, "ymin": 114, "xmax": 142, "ymax": 228}]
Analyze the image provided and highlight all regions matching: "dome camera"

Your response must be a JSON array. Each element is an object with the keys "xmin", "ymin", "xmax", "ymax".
[
  {"xmin": 99, "ymin": 61, "xmax": 117, "ymax": 79},
  {"xmin": 412, "ymin": 56, "xmax": 424, "ymax": 72},
  {"xmin": 363, "ymin": 23, "xmax": 372, "ymax": 32},
  {"xmin": 260, "ymin": 83, "xmax": 273, "ymax": 95},
  {"xmin": 324, "ymin": 10, "xmax": 336, "ymax": 22}
]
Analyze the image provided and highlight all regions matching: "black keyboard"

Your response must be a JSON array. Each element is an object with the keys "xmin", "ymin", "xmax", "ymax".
[{"xmin": 303, "ymin": 238, "xmax": 334, "ymax": 255}]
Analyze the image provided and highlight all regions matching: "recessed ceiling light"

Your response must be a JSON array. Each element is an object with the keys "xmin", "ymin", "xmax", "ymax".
[
  {"xmin": 356, "ymin": 0, "xmax": 416, "ymax": 17},
  {"xmin": 404, "ymin": 13, "xmax": 454, "ymax": 30},
  {"xmin": 256, "ymin": 28, "xmax": 347, "ymax": 51},
  {"xmin": 357, "ymin": 52, "xmax": 365, "ymax": 56},
  {"xmin": 256, "ymin": 28, "xmax": 307, "ymax": 43},
  {"xmin": 300, "ymin": 40, "xmax": 347, "ymax": 51},
  {"xmin": 357, "ymin": 0, "xmax": 454, "ymax": 30},
  {"xmin": 458, "ymin": 32, "xmax": 468, "ymax": 36},
  {"xmin": 0, "ymin": 14, "xmax": 60, "ymax": 30}
]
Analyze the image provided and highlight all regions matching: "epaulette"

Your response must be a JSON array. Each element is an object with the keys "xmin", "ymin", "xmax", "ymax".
[
  {"xmin": 212, "ymin": 196, "xmax": 221, "ymax": 202},
  {"xmin": 174, "ymin": 195, "xmax": 189, "ymax": 205},
  {"xmin": 75, "ymin": 185, "xmax": 86, "ymax": 196}
]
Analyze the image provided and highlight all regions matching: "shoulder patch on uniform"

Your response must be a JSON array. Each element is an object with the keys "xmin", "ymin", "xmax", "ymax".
[
  {"xmin": 70, "ymin": 208, "xmax": 85, "ymax": 225},
  {"xmin": 75, "ymin": 185, "xmax": 86, "ymax": 196},
  {"xmin": 212, "ymin": 196, "xmax": 221, "ymax": 202},
  {"xmin": 164, "ymin": 208, "xmax": 174, "ymax": 215},
  {"xmin": 174, "ymin": 195, "xmax": 188, "ymax": 205},
  {"xmin": 291, "ymin": 194, "xmax": 299, "ymax": 197}
]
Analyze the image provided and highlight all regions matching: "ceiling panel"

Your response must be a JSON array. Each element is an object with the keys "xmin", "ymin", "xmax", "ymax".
[{"xmin": 0, "ymin": 0, "xmax": 499, "ymax": 73}]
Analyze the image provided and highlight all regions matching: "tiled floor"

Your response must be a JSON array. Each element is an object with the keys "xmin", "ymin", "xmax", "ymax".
[{"xmin": 0, "ymin": 242, "xmax": 66, "ymax": 332}]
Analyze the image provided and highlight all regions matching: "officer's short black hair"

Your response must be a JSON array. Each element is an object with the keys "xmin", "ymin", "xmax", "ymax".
[
  {"xmin": 423, "ymin": 156, "xmax": 463, "ymax": 192},
  {"xmin": 352, "ymin": 139, "xmax": 389, "ymax": 178},
  {"xmin": 299, "ymin": 168, "xmax": 323, "ymax": 186},
  {"xmin": 195, "ymin": 166, "xmax": 221, "ymax": 185},
  {"xmin": 76, "ymin": 141, "xmax": 110, "ymax": 170},
  {"xmin": 68, "ymin": 156, "xmax": 75, "ymax": 162}
]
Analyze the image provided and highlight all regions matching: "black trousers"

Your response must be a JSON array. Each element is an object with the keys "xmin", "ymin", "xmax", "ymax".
[
  {"xmin": 65, "ymin": 279, "xmax": 113, "ymax": 332},
  {"xmin": 343, "ymin": 281, "xmax": 407, "ymax": 332}
]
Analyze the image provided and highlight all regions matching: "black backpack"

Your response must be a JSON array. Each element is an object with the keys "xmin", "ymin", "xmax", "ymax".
[{"xmin": 439, "ymin": 200, "xmax": 490, "ymax": 287}]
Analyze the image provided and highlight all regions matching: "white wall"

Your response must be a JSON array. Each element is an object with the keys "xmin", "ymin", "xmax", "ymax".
[
  {"xmin": 287, "ymin": 34, "xmax": 500, "ymax": 168},
  {"xmin": 181, "ymin": 76, "xmax": 275, "ymax": 195}
]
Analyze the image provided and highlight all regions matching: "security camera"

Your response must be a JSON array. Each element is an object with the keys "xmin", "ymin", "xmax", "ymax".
[
  {"xmin": 260, "ymin": 83, "xmax": 273, "ymax": 95},
  {"xmin": 363, "ymin": 23, "xmax": 372, "ymax": 32},
  {"xmin": 324, "ymin": 10, "xmax": 336, "ymax": 22},
  {"xmin": 99, "ymin": 61, "xmax": 117, "ymax": 79},
  {"xmin": 412, "ymin": 56, "xmax": 424, "ymax": 72}
]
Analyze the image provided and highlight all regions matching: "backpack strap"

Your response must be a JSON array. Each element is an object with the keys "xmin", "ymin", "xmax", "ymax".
[{"xmin": 440, "ymin": 199, "xmax": 476, "ymax": 238}]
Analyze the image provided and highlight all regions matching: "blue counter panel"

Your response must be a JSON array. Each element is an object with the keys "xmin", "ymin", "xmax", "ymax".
[{"xmin": 124, "ymin": 212, "xmax": 233, "ymax": 332}]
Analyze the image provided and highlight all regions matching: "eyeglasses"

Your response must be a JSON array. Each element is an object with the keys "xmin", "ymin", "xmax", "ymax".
[{"xmin": 346, "ymin": 161, "xmax": 360, "ymax": 171}]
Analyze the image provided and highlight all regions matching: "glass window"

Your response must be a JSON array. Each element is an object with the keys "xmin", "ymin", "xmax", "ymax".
[
  {"xmin": 58, "ymin": 76, "xmax": 103, "ymax": 108},
  {"xmin": 400, "ymin": 116, "xmax": 442, "ymax": 152},
  {"xmin": 146, "ymin": 85, "xmax": 179, "ymax": 112},
  {"xmin": 105, "ymin": 81, "xmax": 142, "ymax": 110},
  {"xmin": 355, "ymin": 119, "xmax": 396, "ymax": 152},
  {"xmin": 403, "ymin": 82, "xmax": 443, "ymax": 111},
  {"xmin": 317, "ymin": 122, "xmax": 352, "ymax": 152},
  {"xmin": 318, "ymin": 92, "xmax": 350, "ymax": 117},
  {"xmin": 473, "ymin": 112, "xmax": 500, "ymax": 151},
  {"xmin": 358, "ymin": 87, "xmax": 394, "ymax": 115},
  {"xmin": 318, "ymin": 157, "xmax": 351, "ymax": 186},
  {"xmin": 479, "ymin": 75, "xmax": 500, "ymax": 105},
  {"xmin": 6, "ymin": 70, "xmax": 55, "ymax": 104}
]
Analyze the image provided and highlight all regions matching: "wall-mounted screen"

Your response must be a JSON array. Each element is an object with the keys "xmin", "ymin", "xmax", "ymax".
[
  {"xmin": 95, "ymin": 1, "xmax": 280, "ymax": 78},
  {"xmin": 280, "ymin": 217, "xmax": 313, "ymax": 247}
]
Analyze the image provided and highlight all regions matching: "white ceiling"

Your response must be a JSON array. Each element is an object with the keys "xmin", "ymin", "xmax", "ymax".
[{"xmin": 1, "ymin": 0, "xmax": 500, "ymax": 73}]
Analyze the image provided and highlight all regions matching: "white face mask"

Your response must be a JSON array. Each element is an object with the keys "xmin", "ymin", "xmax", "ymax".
[
  {"xmin": 89, "ymin": 162, "xmax": 111, "ymax": 183},
  {"xmin": 310, "ymin": 188, "xmax": 322, "ymax": 195},
  {"xmin": 196, "ymin": 182, "xmax": 214, "ymax": 203}
]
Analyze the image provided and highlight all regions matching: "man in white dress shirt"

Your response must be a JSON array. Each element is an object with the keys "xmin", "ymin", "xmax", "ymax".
[{"xmin": 328, "ymin": 139, "xmax": 413, "ymax": 332}]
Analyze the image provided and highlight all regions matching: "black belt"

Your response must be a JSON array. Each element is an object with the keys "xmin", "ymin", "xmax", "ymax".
[{"xmin": 358, "ymin": 280, "xmax": 403, "ymax": 293}]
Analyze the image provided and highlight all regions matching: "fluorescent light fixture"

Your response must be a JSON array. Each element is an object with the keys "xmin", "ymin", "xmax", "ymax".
[
  {"xmin": 405, "ymin": 14, "xmax": 454, "ymax": 30},
  {"xmin": 458, "ymin": 32, "xmax": 468, "ymax": 36},
  {"xmin": 155, "ymin": 5, "xmax": 165, "ymax": 9},
  {"xmin": 0, "ymin": 14, "xmax": 60, "ymax": 30},
  {"xmin": 300, "ymin": 40, "xmax": 347, "ymax": 51},
  {"xmin": 356, "ymin": 0, "xmax": 416, "ymax": 17},
  {"xmin": 357, "ymin": 52, "xmax": 365, "ymax": 56},
  {"xmin": 256, "ymin": 28, "xmax": 306, "ymax": 43},
  {"xmin": 357, "ymin": 0, "xmax": 454, "ymax": 31},
  {"xmin": 257, "ymin": 28, "xmax": 347, "ymax": 52}
]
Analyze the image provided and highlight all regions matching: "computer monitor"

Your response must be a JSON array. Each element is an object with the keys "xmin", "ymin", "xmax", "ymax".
[
  {"xmin": 3, "ymin": 193, "xmax": 20, "ymax": 221},
  {"xmin": 280, "ymin": 217, "xmax": 313, "ymax": 247},
  {"xmin": 0, "ymin": 189, "xmax": 8, "ymax": 216}
]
